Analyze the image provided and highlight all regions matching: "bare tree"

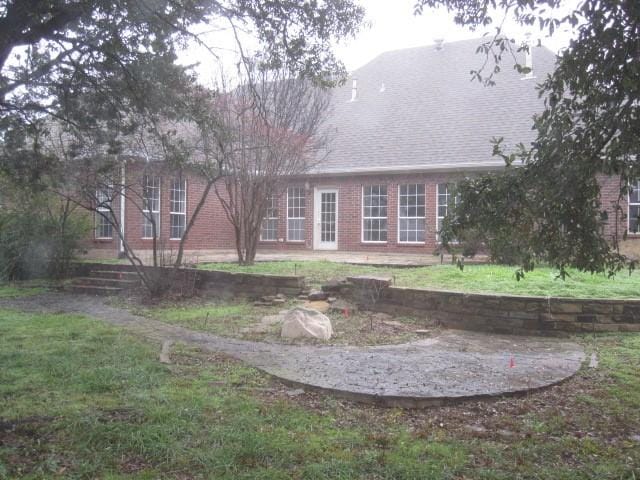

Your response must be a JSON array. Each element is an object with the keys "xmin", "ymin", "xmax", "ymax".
[
  {"xmin": 213, "ymin": 63, "xmax": 331, "ymax": 265},
  {"xmin": 46, "ymin": 95, "xmax": 225, "ymax": 294}
]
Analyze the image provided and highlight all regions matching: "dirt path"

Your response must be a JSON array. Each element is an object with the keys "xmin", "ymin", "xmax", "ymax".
[{"xmin": 0, "ymin": 292, "xmax": 585, "ymax": 407}]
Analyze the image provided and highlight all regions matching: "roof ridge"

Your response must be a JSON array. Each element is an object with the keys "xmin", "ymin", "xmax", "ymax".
[{"xmin": 350, "ymin": 37, "xmax": 556, "ymax": 76}]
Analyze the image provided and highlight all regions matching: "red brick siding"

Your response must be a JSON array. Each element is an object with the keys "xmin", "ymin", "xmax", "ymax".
[{"xmin": 87, "ymin": 163, "xmax": 639, "ymax": 256}]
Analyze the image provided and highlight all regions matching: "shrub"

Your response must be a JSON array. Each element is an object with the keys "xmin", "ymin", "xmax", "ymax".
[{"xmin": 0, "ymin": 197, "xmax": 89, "ymax": 280}]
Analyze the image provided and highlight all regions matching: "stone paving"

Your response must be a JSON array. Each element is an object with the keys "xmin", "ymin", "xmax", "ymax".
[{"xmin": 0, "ymin": 292, "xmax": 585, "ymax": 407}]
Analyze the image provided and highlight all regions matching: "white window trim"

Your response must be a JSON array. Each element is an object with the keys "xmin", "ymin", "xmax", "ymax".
[
  {"xmin": 169, "ymin": 178, "xmax": 187, "ymax": 240},
  {"xmin": 286, "ymin": 186, "xmax": 306, "ymax": 242},
  {"xmin": 142, "ymin": 175, "xmax": 161, "ymax": 239},
  {"xmin": 628, "ymin": 180, "xmax": 640, "ymax": 235},
  {"xmin": 260, "ymin": 195, "xmax": 278, "ymax": 242},
  {"xmin": 436, "ymin": 183, "xmax": 459, "ymax": 244},
  {"xmin": 397, "ymin": 184, "xmax": 426, "ymax": 245},
  {"xmin": 95, "ymin": 187, "xmax": 113, "ymax": 240},
  {"xmin": 361, "ymin": 185, "xmax": 388, "ymax": 244}
]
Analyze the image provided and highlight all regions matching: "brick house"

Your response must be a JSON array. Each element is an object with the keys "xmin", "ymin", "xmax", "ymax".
[{"xmin": 86, "ymin": 38, "xmax": 630, "ymax": 260}]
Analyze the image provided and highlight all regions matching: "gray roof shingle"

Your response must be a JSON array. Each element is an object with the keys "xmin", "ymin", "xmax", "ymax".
[{"xmin": 312, "ymin": 38, "xmax": 557, "ymax": 174}]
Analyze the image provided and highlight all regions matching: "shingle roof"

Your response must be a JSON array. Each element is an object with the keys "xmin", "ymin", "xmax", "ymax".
[{"xmin": 311, "ymin": 38, "xmax": 557, "ymax": 175}]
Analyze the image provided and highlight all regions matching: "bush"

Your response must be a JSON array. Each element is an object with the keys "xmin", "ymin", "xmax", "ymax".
[{"xmin": 0, "ymin": 198, "xmax": 89, "ymax": 280}]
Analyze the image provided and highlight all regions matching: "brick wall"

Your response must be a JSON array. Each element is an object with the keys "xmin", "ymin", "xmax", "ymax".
[{"xmin": 86, "ymin": 162, "xmax": 638, "ymax": 258}]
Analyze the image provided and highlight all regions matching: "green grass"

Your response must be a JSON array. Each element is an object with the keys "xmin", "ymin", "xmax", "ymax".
[
  {"xmin": 148, "ymin": 302, "xmax": 258, "ymax": 336},
  {"xmin": 0, "ymin": 283, "xmax": 47, "ymax": 298},
  {"xmin": 199, "ymin": 261, "xmax": 640, "ymax": 298},
  {"xmin": 1, "ymin": 308, "xmax": 639, "ymax": 479}
]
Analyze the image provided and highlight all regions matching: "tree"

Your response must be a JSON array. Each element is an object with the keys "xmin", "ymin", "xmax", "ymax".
[
  {"xmin": 213, "ymin": 62, "xmax": 331, "ymax": 265},
  {"xmin": 0, "ymin": 0, "xmax": 364, "ymax": 189},
  {"xmin": 0, "ymin": 0, "xmax": 364, "ymax": 290},
  {"xmin": 414, "ymin": 0, "xmax": 640, "ymax": 277}
]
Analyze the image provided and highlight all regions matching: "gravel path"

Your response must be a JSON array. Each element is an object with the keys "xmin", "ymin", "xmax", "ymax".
[{"xmin": 0, "ymin": 292, "xmax": 585, "ymax": 407}]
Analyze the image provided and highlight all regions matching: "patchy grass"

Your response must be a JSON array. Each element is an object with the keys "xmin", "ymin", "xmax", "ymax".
[
  {"xmin": 1, "ymin": 308, "xmax": 639, "ymax": 479},
  {"xmin": 132, "ymin": 298, "xmax": 432, "ymax": 346},
  {"xmin": 199, "ymin": 261, "xmax": 640, "ymax": 298},
  {"xmin": 0, "ymin": 282, "xmax": 48, "ymax": 298}
]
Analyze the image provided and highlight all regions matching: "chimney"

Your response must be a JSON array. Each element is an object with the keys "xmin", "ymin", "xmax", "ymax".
[
  {"xmin": 350, "ymin": 78, "xmax": 357, "ymax": 101},
  {"xmin": 523, "ymin": 33, "xmax": 535, "ymax": 79},
  {"xmin": 434, "ymin": 38, "xmax": 444, "ymax": 50}
]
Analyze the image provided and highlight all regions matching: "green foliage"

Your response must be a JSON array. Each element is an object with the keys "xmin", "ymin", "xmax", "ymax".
[
  {"xmin": 414, "ymin": 0, "xmax": 640, "ymax": 276},
  {"xmin": 0, "ymin": 190, "xmax": 88, "ymax": 280}
]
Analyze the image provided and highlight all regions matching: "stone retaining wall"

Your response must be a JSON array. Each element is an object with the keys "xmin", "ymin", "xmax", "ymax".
[
  {"xmin": 344, "ymin": 276, "xmax": 640, "ymax": 334},
  {"xmin": 74, "ymin": 262, "xmax": 305, "ymax": 297}
]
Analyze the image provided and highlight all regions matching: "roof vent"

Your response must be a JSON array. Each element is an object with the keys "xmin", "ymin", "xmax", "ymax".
[
  {"xmin": 350, "ymin": 78, "xmax": 357, "ymax": 102},
  {"xmin": 434, "ymin": 38, "xmax": 444, "ymax": 50},
  {"xmin": 379, "ymin": 82, "xmax": 385, "ymax": 93},
  {"xmin": 523, "ymin": 33, "xmax": 535, "ymax": 79}
]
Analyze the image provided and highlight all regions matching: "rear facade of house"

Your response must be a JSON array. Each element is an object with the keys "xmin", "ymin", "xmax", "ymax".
[{"xmin": 86, "ymin": 39, "xmax": 632, "ymax": 260}]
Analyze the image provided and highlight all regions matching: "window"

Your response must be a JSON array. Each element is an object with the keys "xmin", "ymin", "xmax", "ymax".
[
  {"xmin": 287, "ymin": 186, "xmax": 305, "ymax": 241},
  {"xmin": 398, "ymin": 184, "xmax": 425, "ymax": 243},
  {"xmin": 437, "ymin": 183, "xmax": 458, "ymax": 241},
  {"xmin": 95, "ymin": 187, "xmax": 113, "ymax": 239},
  {"xmin": 260, "ymin": 195, "xmax": 278, "ymax": 241},
  {"xmin": 142, "ymin": 175, "xmax": 161, "ymax": 238},
  {"xmin": 629, "ymin": 180, "xmax": 640, "ymax": 233},
  {"xmin": 170, "ymin": 178, "xmax": 187, "ymax": 240},
  {"xmin": 363, "ymin": 185, "xmax": 387, "ymax": 242}
]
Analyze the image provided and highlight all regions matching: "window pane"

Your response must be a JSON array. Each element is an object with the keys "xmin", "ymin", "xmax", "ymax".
[
  {"xmin": 287, "ymin": 187, "xmax": 305, "ymax": 241},
  {"xmin": 630, "ymin": 205, "xmax": 640, "ymax": 233},
  {"xmin": 398, "ymin": 184, "xmax": 425, "ymax": 243},
  {"xmin": 261, "ymin": 195, "xmax": 278, "ymax": 241},
  {"xmin": 363, "ymin": 185, "xmax": 387, "ymax": 242}
]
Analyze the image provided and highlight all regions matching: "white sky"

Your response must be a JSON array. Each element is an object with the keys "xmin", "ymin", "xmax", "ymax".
[
  {"xmin": 334, "ymin": 0, "xmax": 578, "ymax": 71},
  {"xmin": 183, "ymin": 0, "xmax": 580, "ymax": 85}
]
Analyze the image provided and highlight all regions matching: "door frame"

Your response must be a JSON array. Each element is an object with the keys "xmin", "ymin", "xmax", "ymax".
[{"xmin": 313, "ymin": 187, "xmax": 339, "ymax": 250}]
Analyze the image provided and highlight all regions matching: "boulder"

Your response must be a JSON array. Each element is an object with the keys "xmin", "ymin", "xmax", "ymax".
[{"xmin": 281, "ymin": 307, "xmax": 333, "ymax": 340}]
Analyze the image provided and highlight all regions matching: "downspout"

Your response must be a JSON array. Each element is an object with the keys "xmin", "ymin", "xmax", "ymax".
[{"xmin": 119, "ymin": 160, "xmax": 126, "ymax": 258}]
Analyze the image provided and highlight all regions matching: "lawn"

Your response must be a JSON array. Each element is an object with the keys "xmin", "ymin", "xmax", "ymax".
[
  {"xmin": 199, "ymin": 261, "xmax": 640, "ymax": 298},
  {"xmin": 1, "ymin": 308, "xmax": 639, "ymax": 479},
  {"xmin": 0, "ymin": 283, "xmax": 48, "ymax": 298}
]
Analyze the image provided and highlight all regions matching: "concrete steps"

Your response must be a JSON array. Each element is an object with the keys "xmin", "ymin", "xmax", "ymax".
[{"xmin": 70, "ymin": 268, "xmax": 141, "ymax": 296}]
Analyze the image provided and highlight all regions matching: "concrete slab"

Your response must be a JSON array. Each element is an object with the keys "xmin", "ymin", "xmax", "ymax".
[
  {"xmin": 83, "ymin": 248, "xmax": 488, "ymax": 267},
  {"xmin": 0, "ymin": 293, "xmax": 584, "ymax": 408}
]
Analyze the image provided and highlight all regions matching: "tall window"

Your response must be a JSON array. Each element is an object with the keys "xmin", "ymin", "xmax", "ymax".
[
  {"xmin": 363, "ymin": 185, "xmax": 387, "ymax": 242},
  {"xmin": 260, "ymin": 195, "xmax": 278, "ymax": 241},
  {"xmin": 629, "ymin": 180, "xmax": 640, "ymax": 233},
  {"xmin": 437, "ymin": 183, "xmax": 457, "ymax": 241},
  {"xmin": 398, "ymin": 184, "xmax": 425, "ymax": 243},
  {"xmin": 170, "ymin": 178, "xmax": 187, "ymax": 240},
  {"xmin": 287, "ymin": 186, "xmax": 305, "ymax": 241},
  {"xmin": 95, "ymin": 187, "xmax": 113, "ymax": 239},
  {"xmin": 142, "ymin": 175, "xmax": 161, "ymax": 238}
]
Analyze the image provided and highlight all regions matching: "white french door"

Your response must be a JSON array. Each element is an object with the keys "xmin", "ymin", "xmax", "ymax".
[{"xmin": 314, "ymin": 188, "xmax": 338, "ymax": 250}]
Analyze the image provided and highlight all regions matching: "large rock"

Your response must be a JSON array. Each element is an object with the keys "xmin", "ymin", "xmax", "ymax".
[{"xmin": 281, "ymin": 307, "xmax": 333, "ymax": 340}]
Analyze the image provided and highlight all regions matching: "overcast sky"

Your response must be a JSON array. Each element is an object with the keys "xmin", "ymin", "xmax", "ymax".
[
  {"xmin": 183, "ymin": 0, "xmax": 579, "ymax": 85},
  {"xmin": 334, "ymin": 0, "xmax": 578, "ymax": 71}
]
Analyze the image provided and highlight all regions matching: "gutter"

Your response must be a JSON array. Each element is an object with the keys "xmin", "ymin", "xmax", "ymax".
[{"xmin": 303, "ymin": 161, "xmax": 510, "ymax": 178}]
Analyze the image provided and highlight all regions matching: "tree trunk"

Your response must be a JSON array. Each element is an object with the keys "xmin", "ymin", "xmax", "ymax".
[{"xmin": 174, "ymin": 180, "xmax": 215, "ymax": 268}]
